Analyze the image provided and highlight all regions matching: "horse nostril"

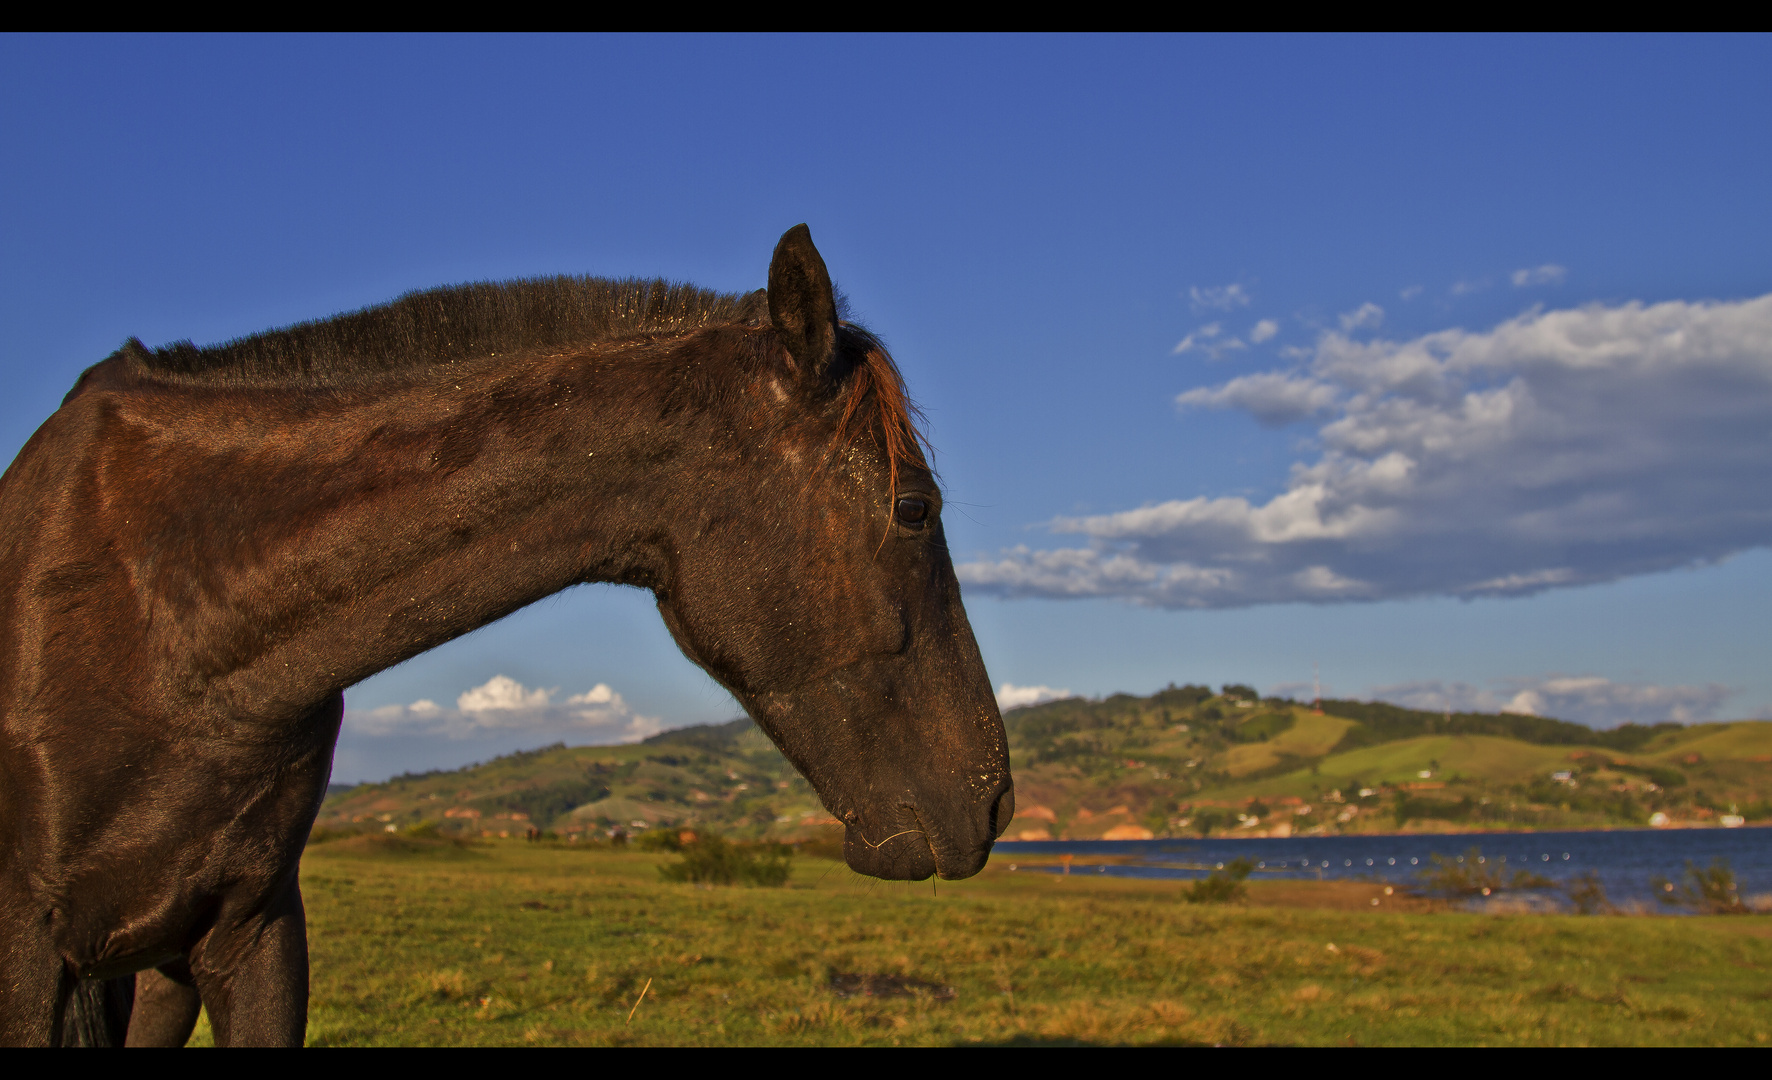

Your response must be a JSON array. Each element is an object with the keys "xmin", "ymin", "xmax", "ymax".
[{"xmin": 990, "ymin": 783, "xmax": 1016, "ymax": 839}]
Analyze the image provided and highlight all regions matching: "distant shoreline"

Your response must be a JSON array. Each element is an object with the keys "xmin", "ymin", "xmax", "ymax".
[{"xmin": 998, "ymin": 821, "xmax": 1772, "ymax": 842}]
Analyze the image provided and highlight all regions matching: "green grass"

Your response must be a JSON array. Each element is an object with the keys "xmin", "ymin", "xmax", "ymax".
[
  {"xmin": 1215, "ymin": 734, "xmax": 1591, "ymax": 802},
  {"xmin": 1646, "ymin": 722, "xmax": 1772, "ymax": 762},
  {"xmin": 1218, "ymin": 709, "xmax": 1355, "ymax": 778},
  {"xmin": 187, "ymin": 837, "xmax": 1772, "ymax": 1046}
]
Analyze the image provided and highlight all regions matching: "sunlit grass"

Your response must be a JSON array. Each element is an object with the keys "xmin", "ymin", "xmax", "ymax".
[{"xmin": 188, "ymin": 838, "xmax": 1772, "ymax": 1046}]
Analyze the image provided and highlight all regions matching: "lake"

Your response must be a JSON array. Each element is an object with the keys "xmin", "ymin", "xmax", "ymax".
[{"xmin": 998, "ymin": 827, "xmax": 1772, "ymax": 908}]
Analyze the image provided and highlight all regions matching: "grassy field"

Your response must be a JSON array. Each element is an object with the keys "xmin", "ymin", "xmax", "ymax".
[{"xmin": 189, "ymin": 836, "xmax": 1772, "ymax": 1047}]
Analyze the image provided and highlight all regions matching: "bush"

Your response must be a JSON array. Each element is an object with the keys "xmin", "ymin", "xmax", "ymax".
[
  {"xmin": 1567, "ymin": 871, "xmax": 1613, "ymax": 914},
  {"xmin": 1190, "ymin": 809, "xmax": 1229, "ymax": 837},
  {"xmin": 1185, "ymin": 858, "xmax": 1253, "ymax": 904},
  {"xmin": 635, "ymin": 829, "xmax": 683, "ymax": 852},
  {"xmin": 1610, "ymin": 762, "xmax": 1687, "ymax": 788},
  {"xmin": 1652, "ymin": 859, "xmax": 1745, "ymax": 913},
  {"xmin": 659, "ymin": 834, "xmax": 792, "ymax": 887},
  {"xmin": 1393, "ymin": 793, "xmax": 1474, "ymax": 827},
  {"xmin": 794, "ymin": 830, "xmax": 846, "ymax": 862},
  {"xmin": 1417, "ymin": 847, "xmax": 1552, "ymax": 896}
]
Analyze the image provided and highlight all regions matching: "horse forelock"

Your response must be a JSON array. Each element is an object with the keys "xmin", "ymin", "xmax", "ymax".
[{"xmin": 832, "ymin": 329, "xmax": 931, "ymax": 500}]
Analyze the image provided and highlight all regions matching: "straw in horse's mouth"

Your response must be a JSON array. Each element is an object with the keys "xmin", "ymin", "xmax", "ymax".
[
  {"xmin": 853, "ymin": 805, "xmax": 930, "ymax": 853},
  {"xmin": 857, "ymin": 827, "xmax": 927, "ymax": 851}
]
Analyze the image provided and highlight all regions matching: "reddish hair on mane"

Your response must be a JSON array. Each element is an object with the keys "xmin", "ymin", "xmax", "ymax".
[{"xmin": 832, "ymin": 330, "xmax": 931, "ymax": 499}]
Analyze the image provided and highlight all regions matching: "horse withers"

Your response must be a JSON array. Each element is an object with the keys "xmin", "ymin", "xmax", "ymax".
[{"xmin": 0, "ymin": 226, "xmax": 1013, "ymax": 1046}]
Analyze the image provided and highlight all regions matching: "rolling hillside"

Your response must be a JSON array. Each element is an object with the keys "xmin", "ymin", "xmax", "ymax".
[
  {"xmin": 318, "ymin": 685, "xmax": 1772, "ymax": 841},
  {"xmin": 320, "ymin": 719, "xmax": 834, "ymax": 841}
]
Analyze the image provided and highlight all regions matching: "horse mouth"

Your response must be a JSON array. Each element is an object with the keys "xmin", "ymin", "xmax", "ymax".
[{"xmin": 841, "ymin": 807, "xmax": 989, "ymax": 882}]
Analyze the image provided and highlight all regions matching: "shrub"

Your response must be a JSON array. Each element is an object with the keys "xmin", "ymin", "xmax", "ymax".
[
  {"xmin": 635, "ymin": 829, "xmax": 683, "ymax": 852},
  {"xmin": 1652, "ymin": 859, "xmax": 1745, "ymax": 913},
  {"xmin": 1190, "ymin": 809, "xmax": 1229, "ymax": 837},
  {"xmin": 659, "ymin": 834, "xmax": 792, "ymax": 887},
  {"xmin": 1185, "ymin": 858, "xmax": 1253, "ymax": 904},
  {"xmin": 1567, "ymin": 871, "xmax": 1613, "ymax": 915},
  {"xmin": 1392, "ymin": 793, "xmax": 1474, "ymax": 827},
  {"xmin": 794, "ymin": 830, "xmax": 846, "ymax": 861},
  {"xmin": 1417, "ymin": 847, "xmax": 1552, "ymax": 896},
  {"xmin": 1610, "ymin": 762, "xmax": 1687, "ymax": 788}
]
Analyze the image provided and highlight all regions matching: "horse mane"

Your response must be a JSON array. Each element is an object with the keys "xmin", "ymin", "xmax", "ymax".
[
  {"xmin": 113, "ymin": 277, "xmax": 768, "ymax": 388},
  {"xmin": 104, "ymin": 276, "xmax": 931, "ymax": 489}
]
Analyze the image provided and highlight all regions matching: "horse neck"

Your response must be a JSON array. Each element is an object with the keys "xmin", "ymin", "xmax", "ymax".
[{"xmin": 179, "ymin": 347, "xmax": 704, "ymax": 716}]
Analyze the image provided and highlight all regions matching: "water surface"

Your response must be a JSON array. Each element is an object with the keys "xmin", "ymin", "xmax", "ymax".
[{"xmin": 996, "ymin": 827, "xmax": 1772, "ymax": 908}]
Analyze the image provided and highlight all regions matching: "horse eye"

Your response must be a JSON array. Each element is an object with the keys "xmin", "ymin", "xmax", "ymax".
[{"xmin": 894, "ymin": 497, "xmax": 929, "ymax": 527}]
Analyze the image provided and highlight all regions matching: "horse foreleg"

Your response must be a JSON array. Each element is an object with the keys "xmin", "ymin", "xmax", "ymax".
[
  {"xmin": 0, "ymin": 906, "xmax": 67, "ymax": 1046},
  {"xmin": 189, "ymin": 883, "xmax": 309, "ymax": 1047},
  {"xmin": 125, "ymin": 961, "xmax": 201, "ymax": 1047}
]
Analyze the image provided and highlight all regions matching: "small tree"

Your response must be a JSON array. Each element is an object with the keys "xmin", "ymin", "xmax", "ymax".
[
  {"xmin": 1191, "ymin": 809, "xmax": 1227, "ymax": 837},
  {"xmin": 1417, "ymin": 847, "xmax": 1550, "ymax": 896},
  {"xmin": 1566, "ymin": 871, "xmax": 1613, "ymax": 915},
  {"xmin": 1652, "ymin": 859, "xmax": 1744, "ymax": 913},
  {"xmin": 659, "ymin": 833, "xmax": 792, "ymax": 887},
  {"xmin": 1184, "ymin": 857, "xmax": 1253, "ymax": 904}
]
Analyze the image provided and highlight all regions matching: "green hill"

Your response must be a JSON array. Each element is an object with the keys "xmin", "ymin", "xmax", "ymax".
[
  {"xmin": 1000, "ymin": 686, "xmax": 1772, "ymax": 839},
  {"xmin": 319, "ymin": 719, "xmax": 830, "ymax": 841},
  {"xmin": 319, "ymin": 686, "xmax": 1772, "ymax": 841}
]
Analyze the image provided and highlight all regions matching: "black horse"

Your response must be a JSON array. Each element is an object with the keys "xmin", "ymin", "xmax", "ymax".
[{"xmin": 0, "ymin": 226, "xmax": 1013, "ymax": 1046}]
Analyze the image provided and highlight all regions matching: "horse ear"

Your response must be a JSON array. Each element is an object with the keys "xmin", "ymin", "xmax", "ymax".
[{"xmin": 768, "ymin": 224, "xmax": 838, "ymax": 378}]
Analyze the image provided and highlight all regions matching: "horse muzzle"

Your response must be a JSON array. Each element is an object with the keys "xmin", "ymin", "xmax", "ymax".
[{"xmin": 839, "ymin": 780, "xmax": 1013, "ymax": 881}]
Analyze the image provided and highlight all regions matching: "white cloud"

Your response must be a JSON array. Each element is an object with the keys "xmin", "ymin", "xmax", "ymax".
[
  {"xmin": 1365, "ymin": 676, "xmax": 1732, "ymax": 728},
  {"xmin": 457, "ymin": 674, "xmax": 550, "ymax": 712},
  {"xmin": 997, "ymin": 683, "xmax": 1073, "ymax": 709},
  {"xmin": 1176, "ymin": 371, "xmax": 1340, "ymax": 426},
  {"xmin": 1400, "ymin": 285, "xmax": 1424, "ymax": 301},
  {"xmin": 959, "ymin": 293, "xmax": 1772, "ymax": 607},
  {"xmin": 1172, "ymin": 321, "xmax": 1219, "ymax": 353},
  {"xmin": 1250, "ymin": 318, "xmax": 1279, "ymax": 343},
  {"xmin": 1511, "ymin": 264, "xmax": 1568, "ymax": 287},
  {"xmin": 1189, "ymin": 284, "xmax": 1251, "ymax": 312},
  {"xmin": 345, "ymin": 674, "xmax": 665, "ymax": 742},
  {"xmin": 1172, "ymin": 321, "xmax": 1247, "ymax": 361},
  {"xmin": 1339, "ymin": 302, "xmax": 1384, "ymax": 332}
]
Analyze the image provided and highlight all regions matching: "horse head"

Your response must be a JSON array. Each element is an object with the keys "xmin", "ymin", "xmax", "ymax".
[{"xmin": 650, "ymin": 226, "xmax": 1013, "ymax": 880}]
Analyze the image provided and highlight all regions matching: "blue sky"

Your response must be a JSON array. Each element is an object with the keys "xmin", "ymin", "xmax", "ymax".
[{"xmin": 4, "ymin": 34, "xmax": 1769, "ymax": 782}]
